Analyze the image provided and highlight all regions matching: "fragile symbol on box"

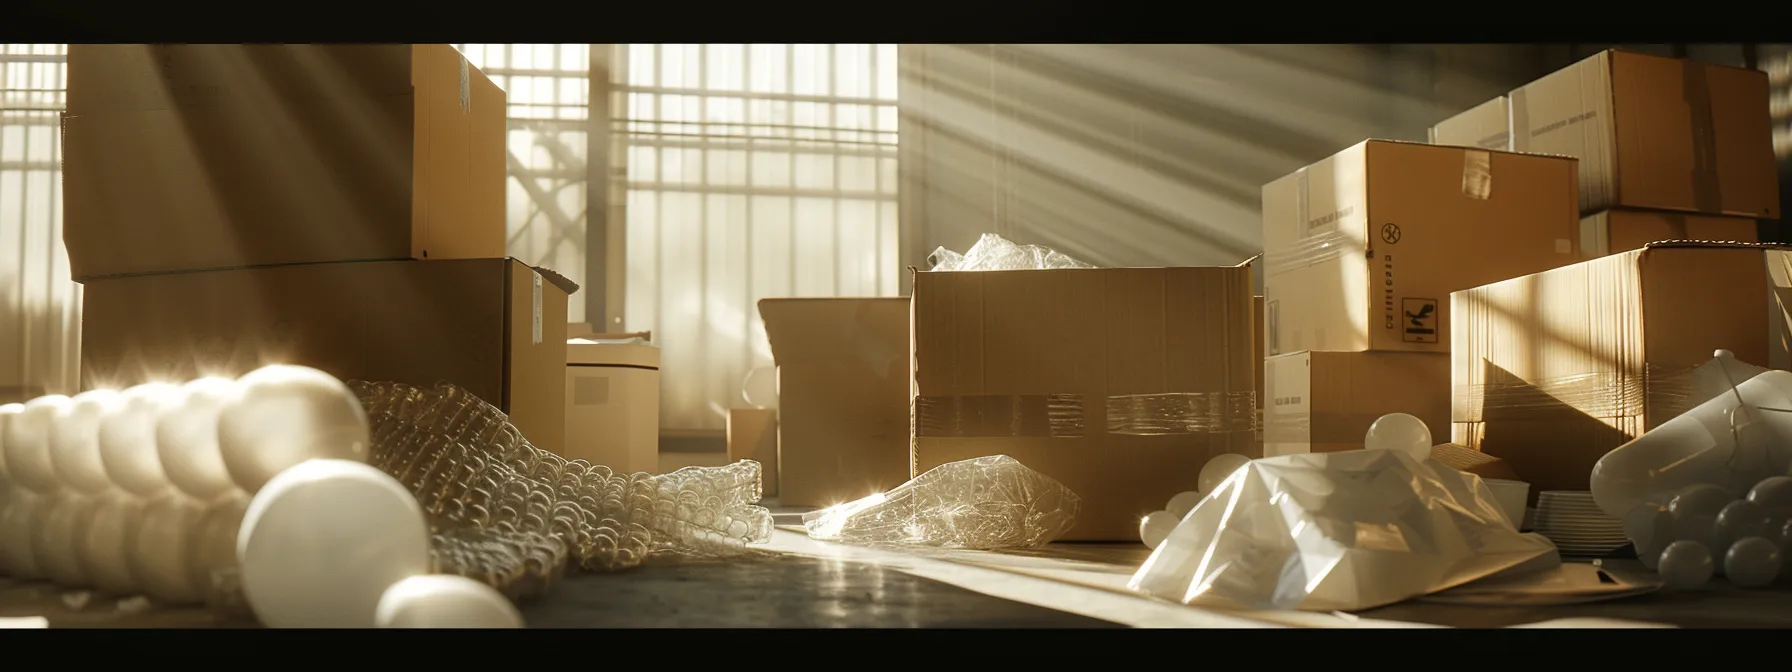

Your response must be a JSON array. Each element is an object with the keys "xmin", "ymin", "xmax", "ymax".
[{"xmin": 1401, "ymin": 298, "xmax": 1438, "ymax": 343}]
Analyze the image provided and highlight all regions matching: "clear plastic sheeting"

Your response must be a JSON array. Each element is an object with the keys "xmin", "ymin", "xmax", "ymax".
[
  {"xmin": 351, "ymin": 382, "xmax": 774, "ymax": 591},
  {"xmin": 802, "ymin": 455, "xmax": 1080, "ymax": 549},
  {"xmin": 928, "ymin": 233, "xmax": 1095, "ymax": 272},
  {"xmin": 1129, "ymin": 449, "xmax": 1560, "ymax": 612}
]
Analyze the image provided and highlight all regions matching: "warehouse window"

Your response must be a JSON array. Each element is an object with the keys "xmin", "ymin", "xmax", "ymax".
[
  {"xmin": 617, "ymin": 44, "xmax": 900, "ymax": 432},
  {"xmin": 0, "ymin": 44, "xmax": 79, "ymax": 400}
]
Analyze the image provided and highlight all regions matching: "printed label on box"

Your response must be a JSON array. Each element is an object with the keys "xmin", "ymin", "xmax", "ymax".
[{"xmin": 1401, "ymin": 298, "xmax": 1438, "ymax": 343}]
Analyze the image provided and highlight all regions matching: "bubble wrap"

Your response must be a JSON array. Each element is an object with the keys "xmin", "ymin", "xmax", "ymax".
[
  {"xmin": 928, "ymin": 233, "xmax": 1095, "ymax": 272},
  {"xmin": 801, "ymin": 455, "xmax": 1080, "ymax": 549},
  {"xmin": 350, "ymin": 381, "xmax": 774, "ymax": 589}
]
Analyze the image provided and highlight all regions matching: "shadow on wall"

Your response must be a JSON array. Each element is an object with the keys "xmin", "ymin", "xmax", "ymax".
[{"xmin": 0, "ymin": 278, "xmax": 80, "ymax": 404}]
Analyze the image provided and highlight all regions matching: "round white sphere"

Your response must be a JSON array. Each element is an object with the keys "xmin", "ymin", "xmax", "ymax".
[
  {"xmin": 155, "ymin": 377, "xmax": 241, "ymax": 501},
  {"xmin": 1657, "ymin": 540, "xmax": 1715, "ymax": 591},
  {"xmin": 1197, "ymin": 454, "xmax": 1252, "ymax": 495},
  {"xmin": 1748, "ymin": 476, "xmax": 1792, "ymax": 518},
  {"xmin": 0, "ymin": 402, "xmax": 21, "ymax": 482},
  {"xmin": 1724, "ymin": 536, "xmax": 1783, "ymax": 589},
  {"xmin": 1715, "ymin": 500, "xmax": 1771, "ymax": 552},
  {"xmin": 79, "ymin": 495, "xmax": 143, "ymax": 596},
  {"xmin": 48, "ymin": 390, "xmax": 121, "ymax": 495},
  {"xmin": 131, "ymin": 494, "xmax": 206, "ymax": 605},
  {"xmin": 1363, "ymin": 413, "xmax": 1432, "ymax": 460},
  {"xmin": 375, "ymin": 575, "xmax": 524, "ymax": 629},
  {"xmin": 98, "ymin": 383, "xmax": 183, "ymax": 498},
  {"xmin": 0, "ymin": 490, "xmax": 46, "ymax": 579},
  {"xmin": 1668, "ymin": 484, "xmax": 1734, "ymax": 520},
  {"xmin": 238, "ymin": 459, "xmax": 430, "ymax": 628},
  {"xmin": 34, "ymin": 493, "xmax": 97, "ymax": 588},
  {"xmin": 188, "ymin": 493, "xmax": 249, "ymax": 606},
  {"xmin": 217, "ymin": 366, "xmax": 370, "ymax": 493},
  {"xmin": 1139, "ymin": 510, "xmax": 1178, "ymax": 550},
  {"xmin": 4, "ymin": 395, "xmax": 70, "ymax": 493},
  {"xmin": 1165, "ymin": 491, "xmax": 1204, "ymax": 519}
]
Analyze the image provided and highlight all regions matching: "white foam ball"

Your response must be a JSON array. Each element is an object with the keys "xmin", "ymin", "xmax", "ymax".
[
  {"xmin": 218, "ymin": 366, "xmax": 370, "ymax": 493},
  {"xmin": 1139, "ymin": 510, "xmax": 1177, "ymax": 550},
  {"xmin": 133, "ymin": 494, "xmax": 206, "ymax": 605},
  {"xmin": 34, "ymin": 493, "xmax": 96, "ymax": 587},
  {"xmin": 1197, "ymin": 453, "xmax": 1252, "ymax": 495},
  {"xmin": 375, "ymin": 575, "xmax": 524, "ymax": 628},
  {"xmin": 98, "ymin": 383, "xmax": 183, "ymax": 498},
  {"xmin": 1748, "ymin": 476, "xmax": 1792, "ymax": 518},
  {"xmin": 1658, "ymin": 540, "xmax": 1715, "ymax": 590},
  {"xmin": 0, "ymin": 490, "xmax": 46, "ymax": 578},
  {"xmin": 48, "ymin": 390, "xmax": 120, "ymax": 494},
  {"xmin": 188, "ymin": 493, "xmax": 249, "ymax": 606},
  {"xmin": 238, "ymin": 459, "xmax": 429, "ymax": 628},
  {"xmin": 1724, "ymin": 536, "xmax": 1783, "ymax": 589},
  {"xmin": 79, "ymin": 495, "xmax": 143, "ymax": 595},
  {"xmin": 4, "ymin": 395, "xmax": 69, "ymax": 493},
  {"xmin": 156, "ymin": 377, "xmax": 241, "ymax": 501},
  {"xmin": 1165, "ymin": 491, "xmax": 1204, "ymax": 519},
  {"xmin": 1364, "ymin": 413, "xmax": 1432, "ymax": 460}
]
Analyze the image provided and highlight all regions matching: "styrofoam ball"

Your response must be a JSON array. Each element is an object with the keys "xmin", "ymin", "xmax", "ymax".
[
  {"xmin": 1364, "ymin": 413, "xmax": 1432, "ymax": 460},
  {"xmin": 49, "ymin": 390, "xmax": 121, "ymax": 495},
  {"xmin": 156, "ymin": 377, "xmax": 242, "ymax": 501},
  {"xmin": 98, "ymin": 383, "xmax": 183, "ymax": 498},
  {"xmin": 217, "ymin": 366, "xmax": 370, "ymax": 493},
  {"xmin": 238, "ymin": 459, "xmax": 429, "ymax": 628},
  {"xmin": 33, "ymin": 493, "xmax": 97, "ymax": 587},
  {"xmin": 4, "ymin": 395, "xmax": 70, "ymax": 493},
  {"xmin": 1165, "ymin": 491, "xmax": 1204, "ymax": 519},
  {"xmin": 375, "ymin": 575, "xmax": 524, "ymax": 628},
  {"xmin": 1197, "ymin": 454, "xmax": 1252, "ymax": 494},
  {"xmin": 1139, "ymin": 510, "xmax": 1177, "ymax": 550},
  {"xmin": 188, "ymin": 493, "xmax": 249, "ymax": 606},
  {"xmin": 79, "ymin": 495, "xmax": 144, "ymax": 596},
  {"xmin": 133, "ymin": 494, "xmax": 207, "ymax": 605},
  {"xmin": 0, "ymin": 490, "xmax": 46, "ymax": 579}
]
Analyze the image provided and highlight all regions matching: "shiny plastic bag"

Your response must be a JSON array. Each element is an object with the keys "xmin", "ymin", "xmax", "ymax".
[{"xmin": 1128, "ymin": 448, "xmax": 1559, "ymax": 612}]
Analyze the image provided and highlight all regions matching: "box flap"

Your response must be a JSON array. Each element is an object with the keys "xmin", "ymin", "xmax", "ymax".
[
  {"xmin": 1641, "ymin": 240, "xmax": 1792, "ymax": 251},
  {"xmin": 759, "ymin": 297, "xmax": 910, "ymax": 374},
  {"xmin": 529, "ymin": 264, "xmax": 581, "ymax": 295}
]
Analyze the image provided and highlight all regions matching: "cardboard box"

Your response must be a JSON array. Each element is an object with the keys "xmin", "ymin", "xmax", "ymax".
[
  {"xmin": 1263, "ymin": 350, "xmax": 1451, "ymax": 457},
  {"xmin": 1262, "ymin": 140, "xmax": 1580, "ymax": 355},
  {"xmin": 727, "ymin": 408, "xmax": 779, "ymax": 498},
  {"xmin": 1580, "ymin": 208, "xmax": 1759, "ymax": 259},
  {"xmin": 565, "ymin": 340, "xmax": 660, "ymax": 474},
  {"xmin": 1253, "ymin": 295, "xmax": 1265, "ymax": 449},
  {"xmin": 911, "ymin": 267, "xmax": 1256, "ymax": 541},
  {"xmin": 80, "ymin": 258, "xmax": 574, "ymax": 452},
  {"xmin": 1451, "ymin": 241, "xmax": 1792, "ymax": 492},
  {"xmin": 61, "ymin": 44, "xmax": 506, "ymax": 280},
  {"xmin": 758, "ymin": 298, "xmax": 911, "ymax": 508},
  {"xmin": 1505, "ymin": 49, "xmax": 1778, "ymax": 218},
  {"xmin": 1429, "ymin": 96, "xmax": 1512, "ymax": 150}
]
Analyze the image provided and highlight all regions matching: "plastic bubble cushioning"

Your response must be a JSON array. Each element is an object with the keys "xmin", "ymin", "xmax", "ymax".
[
  {"xmin": 1128, "ymin": 448, "xmax": 1560, "ymax": 612},
  {"xmin": 802, "ymin": 455, "xmax": 1081, "ymax": 549},
  {"xmin": 349, "ymin": 381, "xmax": 775, "ymax": 589}
]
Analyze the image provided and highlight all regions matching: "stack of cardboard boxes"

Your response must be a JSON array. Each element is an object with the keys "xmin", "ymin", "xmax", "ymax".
[
  {"xmin": 62, "ymin": 45, "xmax": 575, "ymax": 452},
  {"xmin": 1267, "ymin": 49, "xmax": 1782, "ymax": 495}
]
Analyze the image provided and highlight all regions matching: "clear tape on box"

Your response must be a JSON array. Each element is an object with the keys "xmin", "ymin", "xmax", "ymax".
[
  {"xmin": 928, "ymin": 233, "xmax": 1095, "ymax": 272},
  {"xmin": 1128, "ymin": 448, "xmax": 1560, "ymax": 612}
]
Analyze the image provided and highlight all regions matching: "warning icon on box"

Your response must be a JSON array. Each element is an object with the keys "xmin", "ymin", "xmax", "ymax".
[{"xmin": 1402, "ymin": 298, "xmax": 1438, "ymax": 343}]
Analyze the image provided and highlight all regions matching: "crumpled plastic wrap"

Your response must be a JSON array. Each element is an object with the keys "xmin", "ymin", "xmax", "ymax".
[
  {"xmin": 1128, "ymin": 449, "xmax": 1559, "ymax": 612},
  {"xmin": 928, "ymin": 233, "xmax": 1095, "ymax": 271},
  {"xmin": 802, "ymin": 455, "xmax": 1080, "ymax": 549},
  {"xmin": 350, "ymin": 381, "xmax": 774, "ymax": 595}
]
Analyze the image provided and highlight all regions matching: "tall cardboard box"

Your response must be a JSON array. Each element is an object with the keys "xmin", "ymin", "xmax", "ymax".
[
  {"xmin": 1429, "ymin": 96, "xmax": 1511, "ymax": 150},
  {"xmin": 1440, "ymin": 50, "xmax": 1779, "ymax": 219},
  {"xmin": 1451, "ymin": 242, "xmax": 1792, "ymax": 492},
  {"xmin": 1580, "ymin": 208, "xmax": 1759, "ymax": 259},
  {"xmin": 911, "ymin": 266, "xmax": 1256, "ymax": 541},
  {"xmin": 1263, "ymin": 350, "xmax": 1451, "ymax": 457},
  {"xmin": 61, "ymin": 44, "xmax": 507, "ymax": 280},
  {"xmin": 80, "ymin": 258, "xmax": 574, "ymax": 452},
  {"xmin": 1262, "ymin": 140, "xmax": 1580, "ymax": 356},
  {"xmin": 759, "ymin": 298, "xmax": 911, "ymax": 508}
]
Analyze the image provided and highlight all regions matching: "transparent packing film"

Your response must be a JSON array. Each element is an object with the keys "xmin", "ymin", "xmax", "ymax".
[
  {"xmin": 350, "ymin": 382, "xmax": 775, "ymax": 585},
  {"xmin": 803, "ymin": 455, "xmax": 1081, "ymax": 549},
  {"xmin": 928, "ymin": 233, "xmax": 1095, "ymax": 272}
]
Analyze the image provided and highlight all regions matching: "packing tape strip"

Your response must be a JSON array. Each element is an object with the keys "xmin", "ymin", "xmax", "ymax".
[
  {"xmin": 1684, "ymin": 60, "xmax": 1723, "ymax": 214},
  {"xmin": 912, "ymin": 392, "xmax": 1259, "ymax": 438},
  {"xmin": 1451, "ymin": 364, "xmax": 1700, "ymax": 423},
  {"xmin": 1107, "ymin": 392, "xmax": 1259, "ymax": 435},
  {"xmin": 1462, "ymin": 149, "xmax": 1493, "ymax": 200},
  {"xmin": 460, "ymin": 55, "xmax": 471, "ymax": 114}
]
